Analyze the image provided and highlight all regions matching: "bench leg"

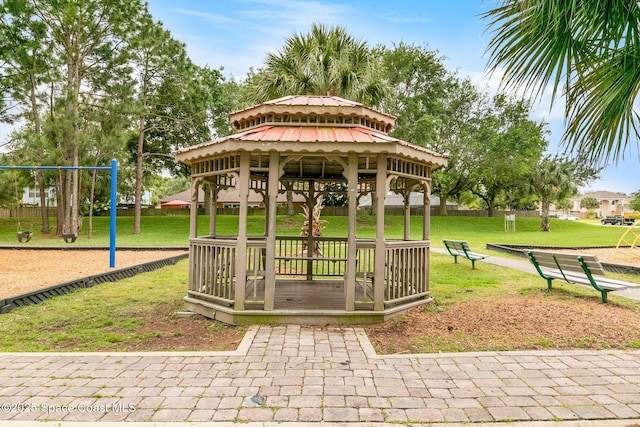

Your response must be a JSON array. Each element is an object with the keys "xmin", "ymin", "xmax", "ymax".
[
  {"xmin": 546, "ymin": 278, "xmax": 552, "ymax": 290},
  {"xmin": 601, "ymin": 290, "xmax": 608, "ymax": 303},
  {"xmin": 453, "ymin": 255, "xmax": 458, "ymax": 264},
  {"xmin": 471, "ymin": 259, "xmax": 475, "ymax": 270}
]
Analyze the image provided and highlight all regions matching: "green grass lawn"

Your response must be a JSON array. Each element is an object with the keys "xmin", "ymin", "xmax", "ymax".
[
  {"xmin": 0, "ymin": 214, "xmax": 638, "ymax": 352},
  {"xmin": 0, "ymin": 214, "xmax": 630, "ymax": 248},
  {"xmin": 0, "ymin": 262, "xmax": 189, "ymax": 351},
  {"xmin": 0, "ymin": 260, "xmax": 244, "ymax": 352}
]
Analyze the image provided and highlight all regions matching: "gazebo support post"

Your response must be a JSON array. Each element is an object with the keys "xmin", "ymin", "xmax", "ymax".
[
  {"xmin": 189, "ymin": 178, "xmax": 201, "ymax": 239},
  {"xmin": 371, "ymin": 192, "xmax": 377, "ymax": 217},
  {"xmin": 403, "ymin": 188, "xmax": 411, "ymax": 241},
  {"xmin": 423, "ymin": 181, "xmax": 431, "ymax": 296},
  {"xmin": 210, "ymin": 182, "xmax": 217, "ymax": 236},
  {"xmin": 423, "ymin": 182, "xmax": 430, "ymax": 240},
  {"xmin": 374, "ymin": 154, "xmax": 387, "ymax": 311},
  {"xmin": 345, "ymin": 152, "xmax": 358, "ymax": 311},
  {"xmin": 234, "ymin": 152, "xmax": 250, "ymax": 311},
  {"xmin": 265, "ymin": 151, "xmax": 280, "ymax": 311},
  {"xmin": 306, "ymin": 181, "xmax": 315, "ymax": 280}
]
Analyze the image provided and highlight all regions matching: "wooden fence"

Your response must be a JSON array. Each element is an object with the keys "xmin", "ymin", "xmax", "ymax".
[
  {"xmin": 0, "ymin": 207, "xmax": 57, "ymax": 218},
  {"xmin": 0, "ymin": 206, "xmax": 540, "ymax": 219}
]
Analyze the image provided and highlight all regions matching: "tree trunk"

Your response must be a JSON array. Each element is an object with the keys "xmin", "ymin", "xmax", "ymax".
[
  {"xmin": 438, "ymin": 194, "xmax": 449, "ymax": 216},
  {"xmin": 55, "ymin": 170, "xmax": 64, "ymax": 235},
  {"xmin": 71, "ymin": 146, "xmax": 79, "ymax": 234},
  {"xmin": 540, "ymin": 197, "xmax": 551, "ymax": 231},
  {"xmin": 371, "ymin": 193, "xmax": 377, "ymax": 216},
  {"xmin": 63, "ymin": 168, "xmax": 73, "ymax": 234},
  {"xmin": 29, "ymin": 74, "xmax": 49, "ymax": 234},
  {"xmin": 64, "ymin": 51, "xmax": 81, "ymax": 237},
  {"xmin": 287, "ymin": 190, "xmax": 294, "ymax": 216},
  {"xmin": 203, "ymin": 184, "xmax": 211, "ymax": 215},
  {"xmin": 36, "ymin": 172, "xmax": 49, "ymax": 234},
  {"xmin": 88, "ymin": 163, "xmax": 98, "ymax": 239},
  {"xmin": 133, "ymin": 114, "xmax": 145, "ymax": 234}
]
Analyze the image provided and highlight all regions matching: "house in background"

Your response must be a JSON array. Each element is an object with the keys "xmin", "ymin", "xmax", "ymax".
[
  {"xmin": 19, "ymin": 187, "xmax": 153, "ymax": 208},
  {"xmin": 160, "ymin": 187, "xmax": 305, "ymax": 209},
  {"xmin": 571, "ymin": 191, "xmax": 633, "ymax": 217},
  {"xmin": 20, "ymin": 187, "xmax": 57, "ymax": 207},
  {"xmin": 358, "ymin": 191, "xmax": 455, "ymax": 211},
  {"xmin": 160, "ymin": 189, "xmax": 455, "ymax": 213},
  {"xmin": 118, "ymin": 190, "xmax": 153, "ymax": 208}
]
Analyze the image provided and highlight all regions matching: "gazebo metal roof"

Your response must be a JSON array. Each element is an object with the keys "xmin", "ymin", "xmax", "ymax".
[
  {"xmin": 229, "ymin": 95, "xmax": 397, "ymax": 128},
  {"xmin": 175, "ymin": 95, "xmax": 447, "ymax": 168}
]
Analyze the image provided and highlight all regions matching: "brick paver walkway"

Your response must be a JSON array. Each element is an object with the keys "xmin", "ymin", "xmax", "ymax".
[{"xmin": 1, "ymin": 325, "xmax": 640, "ymax": 424}]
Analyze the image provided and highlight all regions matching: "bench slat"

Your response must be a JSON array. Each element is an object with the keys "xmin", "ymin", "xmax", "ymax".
[
  {"xmin": 465, "ymin": 251, "xmax": 488, "ymax": 260},
  {"xmin": 527, "ymin": 251, "xmax": 606, "ymax": 275},
  {"xmin": 547, "ymin": 271, "xmax": 628, "ymax": 291},
  {"xmin": 554, "ymin": 253, "xmax": 605, "ymax": 275},
  {"xmin": 560, "ymin": 270, "xmax": 639, "ymax": 289},
  {"xmin": 447, "ymin": 249, "xmax": 486, "ymax": 260}
]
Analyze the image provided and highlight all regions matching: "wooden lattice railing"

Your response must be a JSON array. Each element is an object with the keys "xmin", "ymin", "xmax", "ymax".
[{"xmin": 187, "ymin": 236, "xmax": 430, "ymax": 310}]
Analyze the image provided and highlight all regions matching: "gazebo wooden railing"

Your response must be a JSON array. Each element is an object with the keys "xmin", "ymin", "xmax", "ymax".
[
  {"xmin": 384, "ymin": 240, "xmax": 430, "ymax": 303},
  {"xmin": 187, "ymin": 236, "xmax": 429, "ymax": 311}
]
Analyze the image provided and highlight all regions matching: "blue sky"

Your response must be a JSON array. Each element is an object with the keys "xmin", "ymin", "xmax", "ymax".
[{"xmin": 144, "ymin": 0, "xmax": 637, "ymax": 195}]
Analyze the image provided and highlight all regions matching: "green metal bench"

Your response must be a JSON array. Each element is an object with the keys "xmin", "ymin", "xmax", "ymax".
[
  {"xmin": 442, "ymin": 239, "xmax": 489, "ymax": 269},
  {"xmin": 525, "ymin": 250, "xmax": 640, "ymax": 303}
]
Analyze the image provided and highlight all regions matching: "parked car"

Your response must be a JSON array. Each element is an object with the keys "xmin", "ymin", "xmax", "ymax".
[
  {"xmin": 601, "ymin": 215, "xmax": 635, "ymax": 226},
  {"xmin": 558, "ymin": 214, "xmax": 580, "ymax": 220}
]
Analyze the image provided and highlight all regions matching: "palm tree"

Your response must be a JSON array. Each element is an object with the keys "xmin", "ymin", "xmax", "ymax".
[
  {"xmin": 249, "ymin": 23, "xmax": 388, "ymax": 106},
  {"xmin": 529, "ymin": 154, "xmax": 600, "ymax": 231},
  {"xmin": 483, "ymin": 1, "xmax": 640, "ymax": 166},
  {"xmin": 530, "ymin": 156, "xmax": 577, "ymax": 231}
]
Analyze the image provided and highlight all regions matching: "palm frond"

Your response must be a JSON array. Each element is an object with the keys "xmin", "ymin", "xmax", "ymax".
[
  {"xmin": 483, "ymin": 0, "xmax": 640, "ymax": 164},
  {"xmin": 246, "ymin": 23, "xmax": 389, "ymax": 106}
]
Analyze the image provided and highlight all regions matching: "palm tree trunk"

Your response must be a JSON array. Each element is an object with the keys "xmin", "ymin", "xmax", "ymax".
[{"xmin": 540, "ymin": 197, "xmax": 551, "ymax": 231}]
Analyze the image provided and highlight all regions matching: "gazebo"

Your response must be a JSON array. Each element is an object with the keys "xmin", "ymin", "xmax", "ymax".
[{"xmin": 174, "ymin": 95, "xmax": 447, "ymax": 325}]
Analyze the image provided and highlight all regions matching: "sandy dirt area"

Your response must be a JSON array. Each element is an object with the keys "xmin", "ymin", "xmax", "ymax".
[
  {"xmin": 0, "ymin": 249, "xmax": 188, "ymax": 299},
  {"xmin": 555, "ymin": 247, "xmax": 639, "ymax": 266},
  {"xmin": 1, "ymin": 247, "xmax": 637, "ymax": 301}
]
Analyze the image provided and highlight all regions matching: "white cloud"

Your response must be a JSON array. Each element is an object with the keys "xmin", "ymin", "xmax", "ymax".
[
  {"xmin": 385, "ymin": 15, "xmax": 431, "ymax": 24},
  {"xmin": 461, "ymin": 66, "xmax": 566, "ymax": 124},
  {"xmin": 459, "ymin": 66, "xmax": 637, "ymax": 194},
  {"xmin": 169, "ymin": 8, "xmax": 239, "ymax": 26},
  {"xmin": 169, "ymin": 0, "xmax": 358, "ymax": 75},
  {"xmin": 234, "ymin": 0, "xmax": 352, "ymax": 27},
  {"xmin": 0, "ymin": 122, "xmax": 14, "ymax": 153}
]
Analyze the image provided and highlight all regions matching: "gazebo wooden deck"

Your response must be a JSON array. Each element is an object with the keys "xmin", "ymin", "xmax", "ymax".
[{"xmin": 174, "ymin": 95, "xmax": 447, "ymax": 325}]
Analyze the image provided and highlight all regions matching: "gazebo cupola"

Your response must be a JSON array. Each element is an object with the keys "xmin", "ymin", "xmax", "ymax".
[
  {"xmin": 229, "ymin": 96, "xmax": 395, "ymax": 134},
  {"xmin": 175, "ymin": 95, "xmax": 447, "ymax": 325}
]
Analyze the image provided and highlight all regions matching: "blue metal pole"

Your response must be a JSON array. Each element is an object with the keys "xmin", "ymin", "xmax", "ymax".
[{"xmin": 109, "ymin": 159, "xmax": 118, "ymax": 268}]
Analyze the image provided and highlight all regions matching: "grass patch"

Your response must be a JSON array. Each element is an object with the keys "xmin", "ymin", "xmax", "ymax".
[
  {"xmin": 364, "ymin": 253, "xmax": 640, "ymax": 354},
  {"xmin": 0, "ymin": 214, "xmax": 628, "ymax": 248},
  {"xmin": 0, "ymin": 260, "xmax": 246, "ymax": 352}
]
